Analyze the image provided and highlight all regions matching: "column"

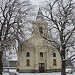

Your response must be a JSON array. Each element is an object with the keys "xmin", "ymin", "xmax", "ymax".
[
  {"xmin": 35, "ymin": 51, "xmax": 39, "ymax": 71},
  {"xmin": 47, "ymin": 52, "xmax": 50, "ymax": 71}
]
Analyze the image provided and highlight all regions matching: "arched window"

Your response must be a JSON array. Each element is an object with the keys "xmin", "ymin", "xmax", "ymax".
[
  {"xmin": 39, "ymin": 27, "xmax": 43, "ymax": 33},
  {"xmin": 40, "ymin": 52, "xmax": 43, "ymax": 57},
  {"xmin": 53, "ymin": 59, "xmax": 57, "ymax": 66},
  {"xmin": 26, "ymin": 59, "xmax": 30, "ymax": 66},
  {"xmin": 53, "ymin": 53, "xmax": 56, "ymax": 57},
  {"xmin": 26, "ymin": 52, "xmax": 30, "ymax": 57}
]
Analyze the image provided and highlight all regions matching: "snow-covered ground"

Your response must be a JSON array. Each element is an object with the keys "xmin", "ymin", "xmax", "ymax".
[
  {"xmin": 3, "ymin": 69, "xmax": 75, "ymax": 75},
  {"xmin": 19, "ymin": 72, "xmax": 74, "ymax": 75},
  {"xmin": 3, "ymin": 72, "xmax": 75, "ymax": 75}
]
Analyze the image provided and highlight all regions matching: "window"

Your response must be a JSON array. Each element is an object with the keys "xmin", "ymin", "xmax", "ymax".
[
  {"xmin": 26, "ymin": 52, "xmax": 30, "ymax": 57},
  {"xmin": 39, "ymin": 27, "xmax": 43, "ymax": 33},
  {"xmin": 53, "ymin": 53, "xmax": 56, "ymax": 57},
  {"xmin": 53, "ymin": 59, "xmax": 57, "ymax": 66},
  {"xmin": 26, "ymin": 59, "xmax": 30, "ymax": 66},
  {"xmin": 40, "ymin": 52, "xmax": 43, "ymax": 57}
]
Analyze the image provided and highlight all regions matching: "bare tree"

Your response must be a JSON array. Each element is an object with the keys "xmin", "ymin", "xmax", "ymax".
[
  {"xmin": 42, "ymin": 0, "xmax": 75, "ymax": 75},
  {"xmin": 0, "ymin": 0, "xmax": 34, "ymax": 74}
]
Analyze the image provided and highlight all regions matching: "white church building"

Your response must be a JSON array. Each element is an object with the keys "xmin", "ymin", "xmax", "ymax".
[{"xmin": 17, "ymin": 9, "xmax": 61, "ymax": 73}]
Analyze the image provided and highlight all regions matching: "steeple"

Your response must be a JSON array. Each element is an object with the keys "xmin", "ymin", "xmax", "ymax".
[
  {"xmin": 32, "ymin": 7, "xmax": 48, "ymax": 38},
  {"xmin": 36, "ymin": 8, "xmax": 44, "ymax": 20}
]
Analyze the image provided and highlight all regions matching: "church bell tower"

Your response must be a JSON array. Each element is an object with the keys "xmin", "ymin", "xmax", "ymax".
[{"xmin": 32, "ymin": 8, "xmax": 48, "ymax": 38}]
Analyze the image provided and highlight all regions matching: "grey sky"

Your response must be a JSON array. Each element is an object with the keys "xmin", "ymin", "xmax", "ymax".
[{"xmin": 30, "ymin": 0, "xmax": 46, "ymax": 5}]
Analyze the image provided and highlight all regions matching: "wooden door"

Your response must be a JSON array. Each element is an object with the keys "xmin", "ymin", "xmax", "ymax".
[{"xmin": 39, "ymin": 63, "xmax": 44, "ymax": 72}]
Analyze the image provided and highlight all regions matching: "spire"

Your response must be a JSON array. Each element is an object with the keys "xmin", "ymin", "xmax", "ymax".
[{"xmin": 36, "ymin": 7, "xmax": 44, "ymax": 20}]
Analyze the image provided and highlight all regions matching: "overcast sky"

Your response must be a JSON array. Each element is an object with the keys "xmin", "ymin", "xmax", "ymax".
[{"xmin": 30, "ymin": 0, "xmax": 46, "ymax": 5}]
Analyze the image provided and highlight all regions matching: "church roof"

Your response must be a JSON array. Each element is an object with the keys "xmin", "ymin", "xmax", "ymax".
[{"xmin": 24, "ymin": 35, "xmax": 54, "ymax": 50}]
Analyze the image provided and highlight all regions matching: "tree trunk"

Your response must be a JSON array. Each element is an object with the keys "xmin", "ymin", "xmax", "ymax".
[
  {"xmin": 61, "ymin": 60, "xmax": 66, "ymax": 75},
  {"xmin": 61, "ymin": 47, "xmax": 66, "ymax": 75},
  {"xmin": 0, "ymin": 51, "xmax": 3, "ymax": 75}
]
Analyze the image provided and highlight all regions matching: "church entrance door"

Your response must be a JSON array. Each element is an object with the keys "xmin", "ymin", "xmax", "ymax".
[{"xmin": 39, "ymin": 63, "xmax": 45, "ymax": 72}]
